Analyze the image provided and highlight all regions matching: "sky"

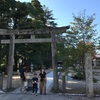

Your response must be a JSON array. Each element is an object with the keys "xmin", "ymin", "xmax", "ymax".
[{"xmin": 16, "ymin": 0, "xmax": 100, "ymax": 32}]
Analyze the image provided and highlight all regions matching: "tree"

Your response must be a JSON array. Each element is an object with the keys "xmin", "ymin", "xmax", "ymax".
[
  {"xmin": 30, "ymin": 0, "xmax": 46, "ymax": 26},
  {"xmin": 0, "ymin": 0, "xmax": 16, "ymax": 29},
  {"xmin": 0, "ymin": 0, "xmax": 57, "ymax": 90},
  {"xmin": 56, "ymin": 10, "xmax": 97, "ymax": 79},
  {"xmin": 43, "ymin": 5, "xmax": 57, "ymax": 27}
]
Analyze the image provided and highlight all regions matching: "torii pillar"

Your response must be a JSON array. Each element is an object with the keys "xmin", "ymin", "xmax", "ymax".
[
  {"xmin": 7, "ymin": 35, "xmax": 15, "ymax": 89},
  {"xmin": 51, "ymin": 33, "xmax": 58, "ymax": 90},
  {"xmin": 0, "ymin": 35, "xmax": 1, "ymax": 69},
  {"xmin": 85, "ymin": 53, "xmax": 94, "ymax": 98}
]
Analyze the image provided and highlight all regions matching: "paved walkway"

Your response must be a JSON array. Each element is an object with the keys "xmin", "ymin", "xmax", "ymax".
[{"xmin": 0, "ymin": 91, "xmax": 100, "ymax": 100}]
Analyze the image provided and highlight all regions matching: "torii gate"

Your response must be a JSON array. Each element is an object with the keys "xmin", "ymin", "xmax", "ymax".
[{"xmin": 0, "ymin": 26, "xmax": 69, "ymax": 90}]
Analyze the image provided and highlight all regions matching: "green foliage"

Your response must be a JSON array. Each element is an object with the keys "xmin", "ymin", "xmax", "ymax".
[
  {"xmin": 0, "ymin": 0, "xmax": 57, "ymax": 29},
  {"xmin": 0, "ymin": 0, "xmax": 16, "ymax": 29},
  {"xmin": 14, "ymin": 42, "xmax": 52, "ymax": 70},
  {"xmin": 0, "ymin": 19, "xmax": 7, "ymax": 29},
  {"xmin": 56, "ymin": 10, "xmax": 98, "ymax": 79},
  {"xmin": 93, "ymin": 77, "xmax": 98, "ymax": 83},
  {"xmin": 73, "ymin": 71, "xmax": 85, "ymax": 80},
  {"xmin": 0, "ymin": 0, "xmax": 57, "ymax": 71},
  {"xmin": 66, "ymin": 10, "xmax": 97, "ymax": 66},
  {"xmin": 31, "ymin": 0, "xmax": 46, "ymax": 25},
  {"xmin": 43, "ymin": 5, "xmax": 57, "ymax": 27}
]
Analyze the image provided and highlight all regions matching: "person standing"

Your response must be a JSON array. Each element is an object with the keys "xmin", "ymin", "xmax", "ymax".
[
  {"xmin": 39, "ymin": 68, "xmax": 47, "ymax": 95},
  {"xmin": 20, "ymin": 65, "xmax": 27, "ymax": 93},
  {"xmin": 32, "ymin": 73, "xmax": 38, "ymax": 95}
]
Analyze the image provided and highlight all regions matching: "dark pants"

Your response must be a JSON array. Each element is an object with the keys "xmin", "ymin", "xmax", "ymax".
[{"xmin": 32, "ymin": 84, "xmax": 38, "ymax": 94}]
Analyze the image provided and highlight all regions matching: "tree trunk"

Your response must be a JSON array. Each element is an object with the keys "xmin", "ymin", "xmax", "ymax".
[
  {"xmin": 7, "ymin": 35, "xmax": 15, "ymax": 90},
  {"xmin": 51, "ymin": 33, "xmax": 58, "ymax": 91}
]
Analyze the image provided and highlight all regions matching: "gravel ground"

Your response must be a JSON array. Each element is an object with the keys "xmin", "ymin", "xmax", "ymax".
[{"xmin": 58, "ymin": 74, "xmax": 100, "ymax": 96}]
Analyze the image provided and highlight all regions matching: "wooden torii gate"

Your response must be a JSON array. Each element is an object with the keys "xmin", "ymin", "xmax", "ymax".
[{"xmin": 0, "ymin": 26, "xmax": 69, "ymax": 90}]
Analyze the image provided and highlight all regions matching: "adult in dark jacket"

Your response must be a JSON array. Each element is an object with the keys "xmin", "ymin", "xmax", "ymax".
[{"xmin": 20, "ymin": 65, "xmax": 26, "ymax": 92}]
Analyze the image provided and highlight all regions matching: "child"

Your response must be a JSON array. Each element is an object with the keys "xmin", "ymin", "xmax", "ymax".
[{"xmin": 32, "ymin": 73, "xmax": 38, "ymax": 95}]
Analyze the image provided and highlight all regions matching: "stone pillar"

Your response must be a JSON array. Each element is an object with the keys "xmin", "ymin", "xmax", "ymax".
[
  {"xmin": 7, "ymin": 35, "xmax": 15, "ymax": 90},
  {"xmin": 62, "ymin": 74, "xmax": 66, "ymax": 93},
  {"xmin": 0, "ymin": 35, "xmax": 1, "ymax": 69},
  {"xmin": 0, "ymin": 75, "xmax": 3, "ymax": 90},
  {"xmin": 0, "ymin": 35, "xmax": 3, "ymax": 90},
  {"xmin": 85, "ymin": 53, "xmax": 94, "ymax": 98},
  {"xmin": 51, "ymin": 33, "xmax": 58, "ymax": 90}
]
